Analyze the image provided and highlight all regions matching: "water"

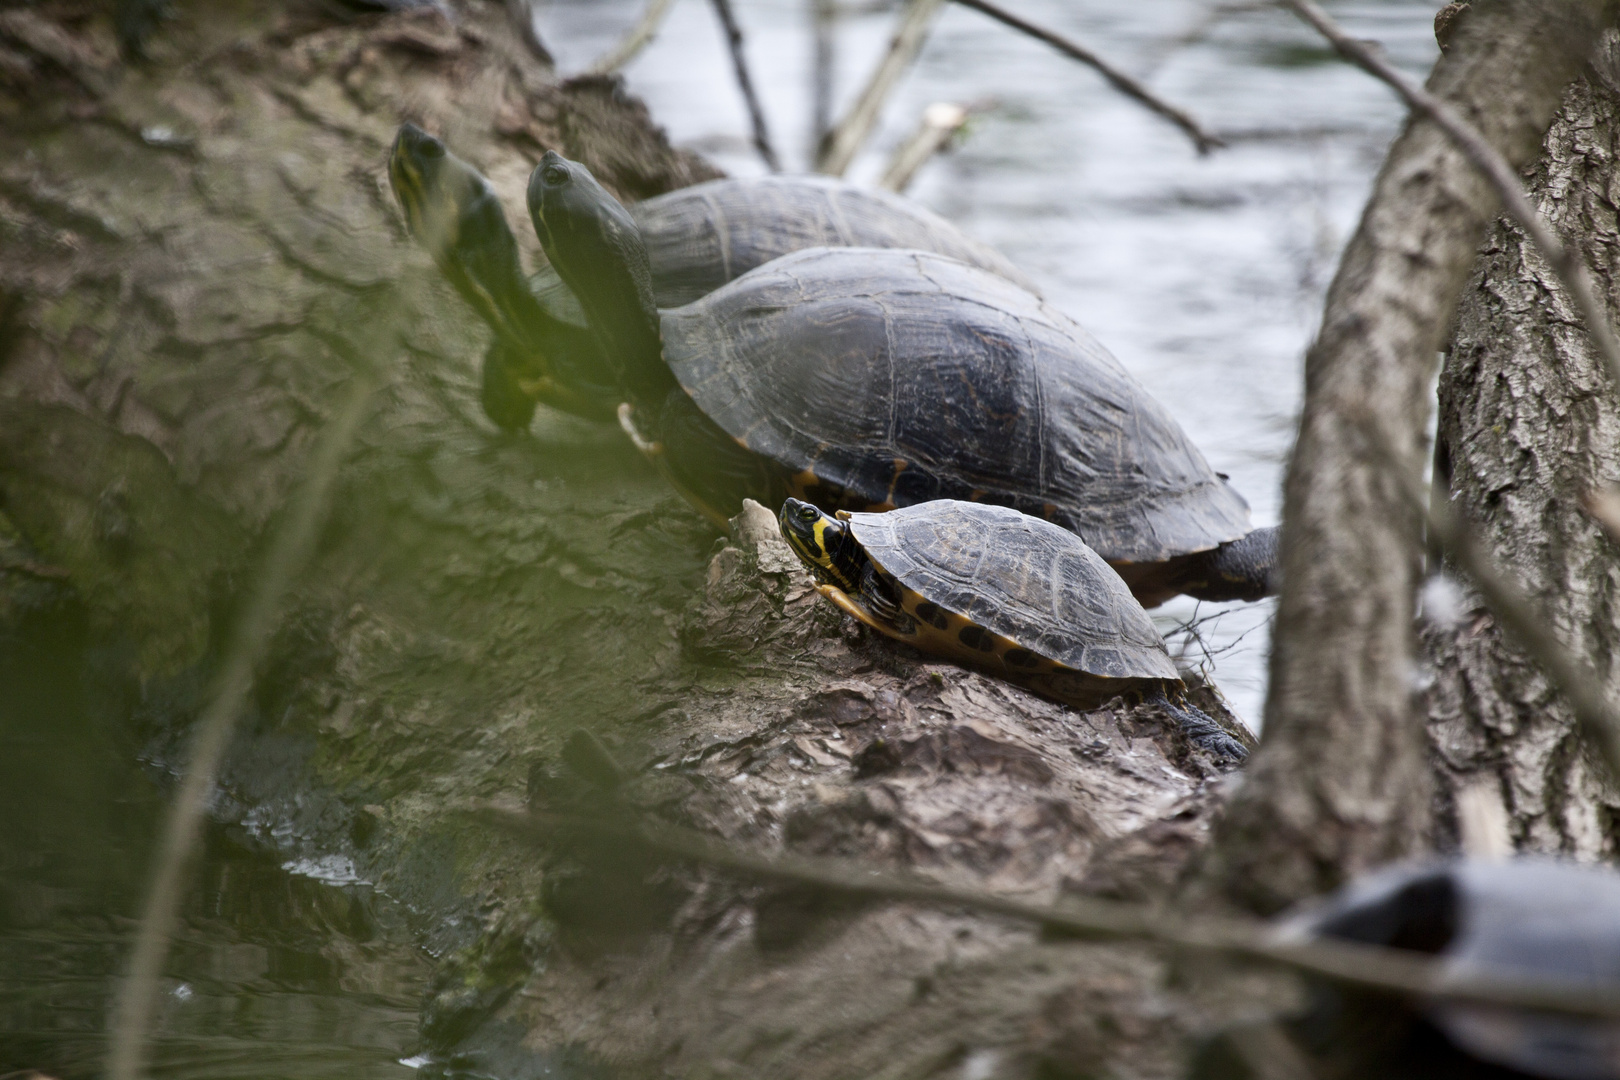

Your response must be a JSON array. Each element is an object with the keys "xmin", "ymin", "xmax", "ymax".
[
  {"xmin": 536, "ymin": 0, "xmax": 1439, "ymax": 727},
  {"xmin": 0, "ymin": 586, "xmax": 429, "ymax": 1079}
]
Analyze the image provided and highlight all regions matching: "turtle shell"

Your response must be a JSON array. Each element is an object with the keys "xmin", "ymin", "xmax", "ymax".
[
  {"xmin": 525, "ymin": 176, "xmax": 1036, "ymax": 326},
  {"xmin": 845, "ymin": 501, "xmax": 1178, "ymax": 682},
  {"xmin": 662, "ymin": 247, "xmax": 1252, "ymax": 565},
  {"xmin": 633, "ymin": 175, "xmax": 1039, "ymax": 305}
]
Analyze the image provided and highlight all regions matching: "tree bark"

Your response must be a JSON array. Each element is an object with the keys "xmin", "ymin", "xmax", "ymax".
[
  {"xmin": 1424, "ymin": 44, "xmax": 1620, "ymax": 858},
  {"xmin": 1201, "ymin": 0, "xmax": 1613, "ymax": 915}
]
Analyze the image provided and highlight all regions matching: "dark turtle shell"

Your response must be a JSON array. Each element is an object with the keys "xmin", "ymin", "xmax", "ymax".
[
  {"xmin": 662, "ymin": 247, "xmax": 1252, "ymax": 566},
  {"xmin": 845, "ymin": 501, "xmax": 1178, "ymax": 682},
  {"xmin": 524, "ymin": 175, "xmax": 1038, "ymax": 324},
  {"xmin": 633, "ymin": 175, "xmax": 1038, "ymax": 304}
]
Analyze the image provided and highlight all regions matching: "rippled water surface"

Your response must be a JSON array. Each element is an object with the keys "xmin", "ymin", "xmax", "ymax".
[
  {"xmin": 540, "ymin": 0, "xmax": 1439, "ymax": 726},
  {"xmin": 0, "ymin": 604, "xmax": 428, "ymax": 1076}
]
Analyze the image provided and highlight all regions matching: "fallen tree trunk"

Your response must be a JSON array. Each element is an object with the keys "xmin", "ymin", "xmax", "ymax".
[{"xmin": 0, "ymin": 2, "xmax": 1252, "ymax": 1075}]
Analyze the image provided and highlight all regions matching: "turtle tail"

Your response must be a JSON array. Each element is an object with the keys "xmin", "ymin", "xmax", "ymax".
[
  {"xmin": 1145, "ymin": 687, "xmax": 1249, "ymax": 762},
  {"xmin": 1172, "ymin": 526, "xmax": 1279, "ymax": 603}
]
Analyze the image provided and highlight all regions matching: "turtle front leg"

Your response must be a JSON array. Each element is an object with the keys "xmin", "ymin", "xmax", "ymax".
[
  {"xmin": 617, "ymin": 403, "xmax": 665, "ymax": 457},
  {"xmin": 817, "ymin": 584, "xmax": 906, "ymax": 641},
  {"xmin": 481, "ymin": 341, "xmax": 540, "ymax": 432}
]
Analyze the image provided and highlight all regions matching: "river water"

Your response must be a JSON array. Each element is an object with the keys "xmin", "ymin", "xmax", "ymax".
[{"xmin": 0, "ymin": 2, "xmax": 1437, "ymax": 1076}]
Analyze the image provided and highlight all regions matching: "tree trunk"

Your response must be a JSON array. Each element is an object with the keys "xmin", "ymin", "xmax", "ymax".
[
  {"xmin": 1200, "ymin": 0, "xmax": 1611, "ymax": 915},
  {"xmin": 1424, "ymin": 45, "xmax": 1620, "ymax": 858}
]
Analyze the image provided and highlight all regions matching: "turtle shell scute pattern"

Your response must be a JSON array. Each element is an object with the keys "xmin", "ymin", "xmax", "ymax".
[
  {"xmin": 662, "ymin": 247, "xmax": 1253, "ymax": 565},
  {"xmin": 635, "ymin": 175, "xmax": 1038, "ymax": 307},
  {"xmin": 847, "ymin": 501, "xmax": 1179, "ymax": 681}
]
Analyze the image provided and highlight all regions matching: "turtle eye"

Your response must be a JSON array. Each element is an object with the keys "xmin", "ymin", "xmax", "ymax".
[
  {"xmin": 797, "ymin": 505, "xmax": 819, "ymax": 522},
  {"xmin": 419, "ymin": 138, "xmax": 445, "ymax": 160},
  {"xmin": 541, "ymin": 163, "xmax": 570, "ymax": 186}
]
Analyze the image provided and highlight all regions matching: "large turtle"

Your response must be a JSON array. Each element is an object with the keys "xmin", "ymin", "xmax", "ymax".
[
  {"xmin": 777, "ymin": 498, "xmax": 1248, "ymax": 760},
  {"xmin": 527, "ymin": 150, "xmax": 1276, "ymax": 605},
  {"xmin": 386, "ymin": 123, "xmax": 1034, "ymax": 429}
]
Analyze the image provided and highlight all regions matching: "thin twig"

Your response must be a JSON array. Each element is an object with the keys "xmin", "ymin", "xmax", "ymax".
[
  {"xmin": 950, "ymin": 0, "xmax": 1224, "ymax": 155},
  {"xmin": 708, "ymin": 0, "xmax": 782, "ymax": 171},
  {"xmin": 878, "ymin": 100, "xmax": 969, "ymax": 192},
  {"xmin": 1143, "ymin": 1, "xmax": 1273, "ymax": 77},
  {"xmin": 1364, "ymin": 428, "xmax": 1620, "ymax": 789},
  {"xmin": 818, "ymin": 0, "xmax": 943, "ymax": 176},
  {"xmin": 505, "ymin": 0, "xmax": 555, "ymax": 66},
  {"xmin": 811, "ymin": 0, "xmax": 837, "ymax": 158},
  {"xmin": 588, "ymin": 0, "xmax": 678, "ymax": 75},
  {"xmin": 105, "ymin": 371, "xmax": 381, "ymax": 1080},
  {"xmin": 480, "ymin": 806, "xmax": 1620, "ymax": 1018},
  {"xmin": 1282, "ymin": 0, "xmax": 1620, "ymax": 396}
]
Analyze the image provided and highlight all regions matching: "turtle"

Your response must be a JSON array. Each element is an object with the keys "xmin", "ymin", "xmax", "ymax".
[
  {"xmin": 527, "ymin": 149, "xmax": 1277, "ymax": 606},
  {"xmin": 388, "ymin": 123, "xmax": 616, "ymax": 427},
  {"xmin": 387, "ymin": 124, "xmax": 1035, "ymax": 430},
  {"xmin": 1212, "ymin": 859, "xmax": 1620, "ymax": 1080},
  {"xmin": 776, "ymin": 497, "xmax": 1248, "ymax": 760}
]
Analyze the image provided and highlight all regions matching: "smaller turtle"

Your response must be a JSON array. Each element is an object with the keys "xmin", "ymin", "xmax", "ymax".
[{"xmin": 777, "ymin": 498, "xmax": 1248, "ymax": 761}]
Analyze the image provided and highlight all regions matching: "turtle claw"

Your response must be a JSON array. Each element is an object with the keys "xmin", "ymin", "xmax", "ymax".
[
  {"xmin": 617, "ymin": 403, "xmax": 664, "ymax": 457},
  {"xmin": 1152, "ymin": 690, "xmax": 1249, "ymax": 763},
  {"xmin": 1189, "ymin": 728, "xmax": 1249, "ymax": 762}
]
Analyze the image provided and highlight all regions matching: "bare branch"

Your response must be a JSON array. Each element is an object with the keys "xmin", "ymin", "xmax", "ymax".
[
  {"xmin": 480, "ymin": 806, "xmax": 1620, "ymax": 1020},
  {"xmin": 810, "ymin": 0, "xmax": 836, "ymax": 157},
  {"xmin": 1282, "ymin": 0, "xmax": 1620, "ymax": 398},
  {"xmin": 878, "ymin": 100, "xmax": 969, "ymax": 192},
  {"xmin": 1202, "ymin": 0, "xmax": 1608, "ymax": 914},
  {"xmin": 505, "ymin": 0, "xmax": 556, "ymax": 66},
  {"xmin": 588, "ymin": 0, "xmax": 678, "ymax": 75},
  {"xmin": 818, "ymin": 0, "xmax": 942, "ymax": 176},
  {"xmin": 709, "ymin": 0, "xmax": 782, "ymax": 172},
  {"xmin": 949, "ymin": 0, "xmax": 1224, "ymax": 155}
]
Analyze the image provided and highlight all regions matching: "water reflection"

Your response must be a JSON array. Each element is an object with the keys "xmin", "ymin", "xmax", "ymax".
[{"xmin": 0, "ymin": 585, "xmax": 426, "ymax": 1080}]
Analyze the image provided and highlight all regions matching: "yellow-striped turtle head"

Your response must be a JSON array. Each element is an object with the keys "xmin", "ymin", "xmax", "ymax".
[
  {"xmin": 387, "ymin": 123, "xmax": 530, "ymax": 342},
  {"xmin": 779, "ymin": 498, "xmax": 861, "ymax": 593},
  {"xmin": 388, "ymin": 124, "xmax": 504, "ymax": 268}
]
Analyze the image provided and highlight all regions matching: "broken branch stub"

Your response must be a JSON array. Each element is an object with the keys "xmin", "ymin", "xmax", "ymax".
[
  {"xmin": 878, "ymin": 101, "xmax": 969, "ymax": 192},
  {"xmin": 587, "ymin": 0, "xmax": 678, "ymax": 75},
  {"xmin": 817, "ymin": 0, "xmax": 943, "ymax": 176}
]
